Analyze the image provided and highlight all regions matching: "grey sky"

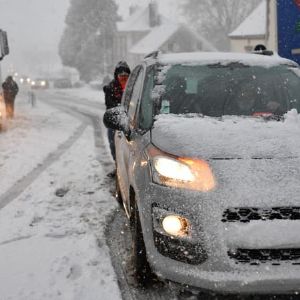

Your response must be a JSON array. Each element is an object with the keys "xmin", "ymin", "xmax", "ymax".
[
  {"xmin": 0, "ymin": 0, "xmax": 70, "ymax": 76},
  {"xmin": 0, "ymin": 0, "xmax": 179, "ymax": 77}
]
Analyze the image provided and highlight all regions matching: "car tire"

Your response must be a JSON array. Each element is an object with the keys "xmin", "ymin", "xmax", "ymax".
[{"xmin": 131, "ymin": 199, "xmax": 154, "ymax": 286}]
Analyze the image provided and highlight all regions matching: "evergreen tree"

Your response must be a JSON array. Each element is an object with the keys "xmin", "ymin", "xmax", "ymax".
[
  {"xmin": 59, "ymin": 0, "xmax": 118, "ymax": 82},
  {"xmin": 180, "ymin": 0, "xmax": 262, "ymax": 51}
]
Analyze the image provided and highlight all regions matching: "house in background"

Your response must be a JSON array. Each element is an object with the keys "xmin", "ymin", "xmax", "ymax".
[
  {"xmin": 229, "ymin": 0, "xmax": 277, "ymax": 53},
  {"xmin": 113, "ymin": 1, "xmax": 216, "ymax": 68}
]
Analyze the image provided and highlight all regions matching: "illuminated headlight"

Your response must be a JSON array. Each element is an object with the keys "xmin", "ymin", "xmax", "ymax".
[
  {"xmin": 31, "ymin": 81, "xmax": 36, "ymax": 86},
  {"xmin": 26, "ymin": 78, "xmax": 31, "ymax": 83},
  {"xmin": 150, "ymin": 150, "xmax": 216, "ymax": 192},
  {"xmin": 162, "ymin": 215, "xmax": 189, "ymax": 237},
  {"xmin": 20, "ymin": 78, "xmax": 24, "ymax": 84},
  {"xmin": 153, "ymin": 156, "xmax": 195, "ymax": 182},
  {"xmin": 40, "ymin": 81, "xmax": 46, "ymax": 86}
]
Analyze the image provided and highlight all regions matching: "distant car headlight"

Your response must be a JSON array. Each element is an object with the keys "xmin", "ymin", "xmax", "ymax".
[
  {"xmin": 20, "ymin": 78, "xmax": 24, "ymax": 84},
  {"xmin": 31, "ymin": 81, "xmax": 36, "ymax": 86},
  {"xmin": 148, "ymin": 146, "xmax": 216, "ymax": 192},
  {"xmin": 40, "ymin": 81, "xmax": 46, "ymax": 86}
]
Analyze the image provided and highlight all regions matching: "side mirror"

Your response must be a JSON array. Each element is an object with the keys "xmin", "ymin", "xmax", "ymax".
[{"xmin": 103, "ymin": 106, "xmax": 128, "ymax": 132}]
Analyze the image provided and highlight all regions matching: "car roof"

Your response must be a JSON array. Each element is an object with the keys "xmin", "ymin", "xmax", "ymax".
[{"xmin": 144, "ymin": 52, "xmax": 298, "ymax": 68}]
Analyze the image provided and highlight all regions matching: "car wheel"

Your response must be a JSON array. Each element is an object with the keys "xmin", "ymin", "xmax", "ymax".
[{"xmin": 131, "ymin": 199, "xmax": 153, "ymax": 286}]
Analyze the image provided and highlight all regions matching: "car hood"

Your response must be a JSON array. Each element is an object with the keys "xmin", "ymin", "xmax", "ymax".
[
  {"xmin": 151, "ymin": 113, "xmax": 300, "ymax": 207},
  {"xmin": 151, "ymin": 113, "xmax": 300, "ymax": 160},
  {"xmin": 150, "ymin": 113, "xmax": 300, "ymax": 251}
]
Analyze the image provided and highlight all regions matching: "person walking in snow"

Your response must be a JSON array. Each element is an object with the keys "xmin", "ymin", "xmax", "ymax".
[
  {"xmin": 103, "ymin": 61, "xmax": 131, "ymax": 175},
  {"xmin": 2, "ymin": 76, "xmax": 19, "ymax": 119}
]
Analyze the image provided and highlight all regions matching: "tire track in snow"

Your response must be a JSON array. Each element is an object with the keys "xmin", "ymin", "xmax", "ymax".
[
  {"xmin": 0, "ymin": 123, "xmax": 87, "ymax": 210},
  {"xmin": 40, "ymin": 94, "xmax": 114, "ymax": 174}
]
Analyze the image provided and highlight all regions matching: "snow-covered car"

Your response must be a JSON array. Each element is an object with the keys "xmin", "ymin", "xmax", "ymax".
[
  {"xmin": 104, "ymin": 52, "xmax": 300, "ymax": 295},
  {"xmin": 0, "ymin": 93, "xmax": 6, "ymax": 131}
]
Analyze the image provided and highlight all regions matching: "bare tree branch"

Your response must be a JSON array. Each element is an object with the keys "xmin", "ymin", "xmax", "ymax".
[{"xmin": 180, "ymin": 0, "xmax": 262, "ymax": 50}]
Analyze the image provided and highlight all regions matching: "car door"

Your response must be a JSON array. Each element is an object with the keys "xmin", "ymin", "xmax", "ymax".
[{"xmin": 115, "ymin": 65, "xmax": 145, "ymax": 207}]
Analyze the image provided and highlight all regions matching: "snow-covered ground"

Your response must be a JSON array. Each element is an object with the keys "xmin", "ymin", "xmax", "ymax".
[
  {"xmin": 0, "ymin": 91, "xmax": 122, "ymax": 300},
  {"xmin": 51, "ymin": 86, "xmax": 104, "ymax": 104}
]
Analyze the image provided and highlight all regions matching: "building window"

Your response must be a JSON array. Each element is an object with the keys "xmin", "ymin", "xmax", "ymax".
[{"xmin": 244, "ymin": 45, "xmax": 253, "ymax": 52}]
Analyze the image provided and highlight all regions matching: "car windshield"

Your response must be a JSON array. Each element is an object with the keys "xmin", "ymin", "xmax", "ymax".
[{"xmin": 140, "ymin": 63, "xmax": 300, "ymax": 125}]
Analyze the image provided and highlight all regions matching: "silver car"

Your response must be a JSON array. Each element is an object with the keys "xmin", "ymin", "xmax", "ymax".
[{"xmin": 104, "ymin": 52, "xmax": 300, "ymax": 296}]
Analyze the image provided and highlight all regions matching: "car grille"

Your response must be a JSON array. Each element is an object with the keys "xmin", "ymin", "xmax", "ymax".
[
  {"xmin": 228, "ymin": 248, "xmax": 300, "ymax": 265},
  {"xmin": 222, "ymin": 207, "xmax": 300, "ymax": 223}
]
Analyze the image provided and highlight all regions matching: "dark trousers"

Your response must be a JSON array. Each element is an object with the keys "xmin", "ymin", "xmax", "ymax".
[{"xmin": 107, "ymin": 128, "xmax": 116, "ymax": 160}]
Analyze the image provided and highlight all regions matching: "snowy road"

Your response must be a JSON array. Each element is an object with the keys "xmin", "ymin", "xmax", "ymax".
[
  {"xmin": 0, "ymin": 88, "xmax": 297, "ymax": 300},
  {"xmin": 0, "ymin": 89, "xmax": 121, "ymax": 300}
]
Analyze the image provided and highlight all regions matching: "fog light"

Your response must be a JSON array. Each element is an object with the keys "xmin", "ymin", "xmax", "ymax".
[{"xmin": 162, "ymin": 215, "xmax": 189, "ymax": 237}]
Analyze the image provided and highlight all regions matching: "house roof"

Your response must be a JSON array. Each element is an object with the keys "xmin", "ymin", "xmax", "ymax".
[
  {"xmin": 130, "ymin": 22, "xmax": 179, "ymax": 54},
  {"xmin": 130, "ymin": 23, "xmax": 217, "ymax": 55},
  {"xmin": 229, "ymin": 0, "xmax": 266, "ymax": 38},
  {"xmin": 119, "ymin": 3, "xmax": 217, "ymax": 55}
]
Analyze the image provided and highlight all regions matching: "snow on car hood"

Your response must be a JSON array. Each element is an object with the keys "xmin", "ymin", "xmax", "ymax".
[
  {"xmin": 151, "ymin": 110, "xmax": 300, "ymax": 160},
  {"xmin": 151, "ymin": 111, "xmax": 300, "ymax": 250},
  {"xmin": 151, "ymin": 110, "xmax": 300, "ymax": 208}
]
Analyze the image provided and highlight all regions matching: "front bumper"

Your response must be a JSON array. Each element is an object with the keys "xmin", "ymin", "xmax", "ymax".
[{"xmin": 134, "ymin": 178, "xmax": 300, "ymax": 294}]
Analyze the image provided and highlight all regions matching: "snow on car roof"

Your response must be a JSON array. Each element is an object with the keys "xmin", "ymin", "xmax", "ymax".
[{"xmin": 157, "ymin": 52, "xmax": 297, "ymax": 67}]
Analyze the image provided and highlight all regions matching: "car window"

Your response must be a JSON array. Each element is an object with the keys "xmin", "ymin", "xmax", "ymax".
[
  {"xmin": 281, "ymin": 68, "xmax": 300, "ymax": 112},
  {"xmin": 139, "ymin": 66, "xmax": 156, "ymax": 130},
  {"xmin": 127, "ymin": 68, "xmax": 144, "ymax": 124},
  {"xmin": 122, "ymin": 66, "xmax": 141, "ymax": 111},
  {"xmin": 148, "ymin": 64, "xmax": 300, "ymax": 117}
]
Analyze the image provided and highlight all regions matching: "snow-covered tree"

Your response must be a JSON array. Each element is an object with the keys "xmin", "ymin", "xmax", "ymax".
[
  {"xmin": 180, "ymin": 0, "xmax": 262, "ymax": 51},
  {"xmin": 59, "ymin": 0, "xmax": 118, "ymax": 82}
]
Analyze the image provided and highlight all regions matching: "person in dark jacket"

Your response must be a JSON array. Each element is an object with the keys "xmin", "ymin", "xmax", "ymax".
[
  {"xmin": 2, "ymin": 76, "xmax": 19, "ymax": 119},
  {"xmin": 103, "ymin": 61, "xmax": 131, "ymax": 168}
]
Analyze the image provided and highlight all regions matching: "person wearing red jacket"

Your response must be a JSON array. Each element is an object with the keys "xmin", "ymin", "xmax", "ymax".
[{"xmin": 103, "ymin": 61, "xmax": 131, "ymax": 176}]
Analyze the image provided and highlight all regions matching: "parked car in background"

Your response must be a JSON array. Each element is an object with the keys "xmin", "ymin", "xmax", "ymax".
[
  {"xmin": 0, "ymin": 93, "xmax": 6, "ymax": 131},
  {"xmin": 53, "ymin": 78, "xmax": 72, "ymax": 89},
  {"xmin": 31, "ymin": 78, "xmax": 49, "ymax": 89},
  {"xmin": 19, "ymin": 75, "xmax": 31, "ymax": 85},
  {"xmin": 104, "ymin": 51, "xmax": 300, "ymax": 296}
]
